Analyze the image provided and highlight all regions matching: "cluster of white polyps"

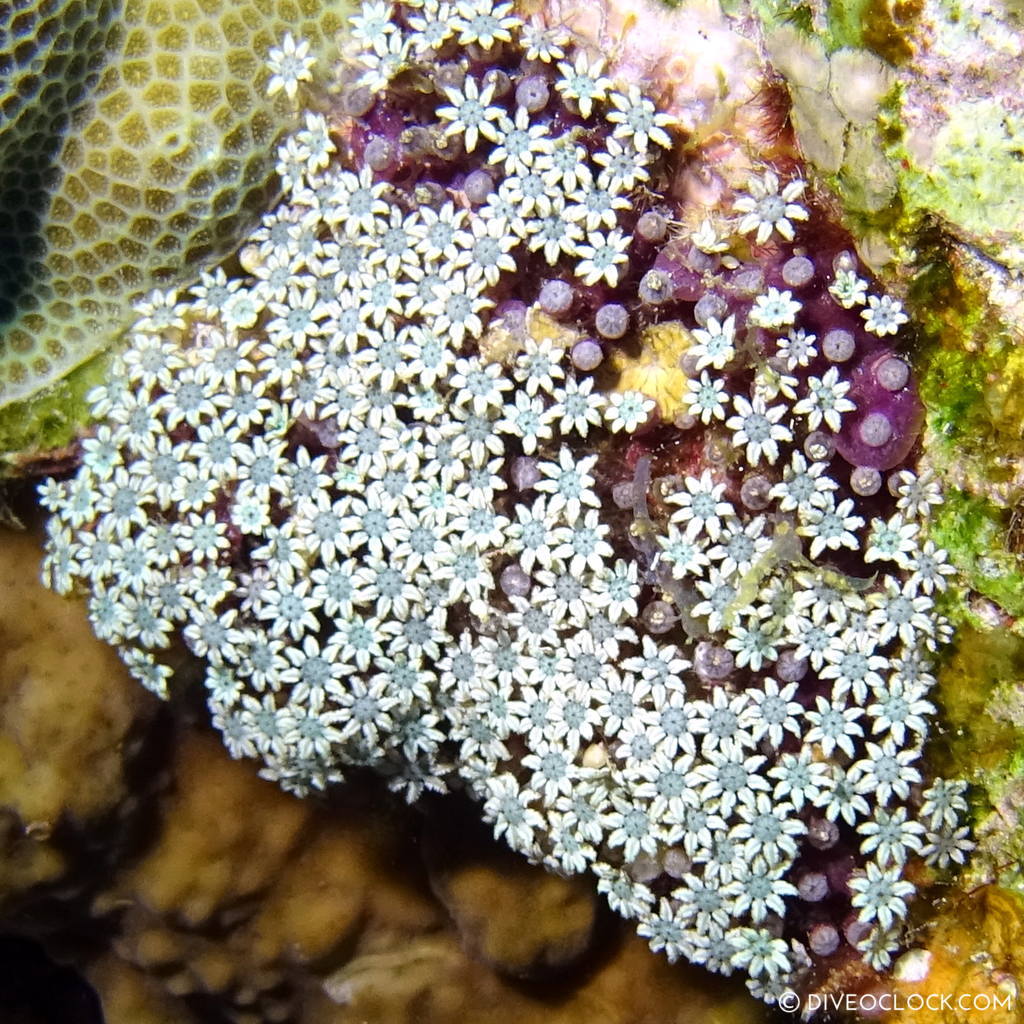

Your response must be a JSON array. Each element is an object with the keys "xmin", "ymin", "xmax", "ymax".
[{"xmin": 40, "ymin": 0, "xmax": 971, "ymax": 1005}]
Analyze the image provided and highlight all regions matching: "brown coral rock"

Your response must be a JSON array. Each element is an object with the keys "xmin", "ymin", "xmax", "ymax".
[
  {"xmin": 422, "ymin": 799, "xmax": 599, "ymax": 979},
  {"xmin": 117, "ymin": 732, "xmax": 311, "ymax": 927},
  {"xmin": 886, "ymin": 887, "xmax": 1024, "ymax": 1024},
  {"xmin": 103, "ymin": 731, "xmax": 446, "ymax": 1019},
  {"xmin": 88, "ymin": 954, "xmax": 196, "ymax": 1024},
  {"xmin": 0, "ymin": 524, "xmax": 156, "ymax": 901},
  {"xmin": 436, "ymin": 853, "xmax": 598, "ymax": 979}
]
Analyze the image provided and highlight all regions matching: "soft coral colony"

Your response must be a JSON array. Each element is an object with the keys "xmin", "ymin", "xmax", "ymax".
[{"xmin": 40, "ymin": 0, "xmax": 971, "ymax": 1006}]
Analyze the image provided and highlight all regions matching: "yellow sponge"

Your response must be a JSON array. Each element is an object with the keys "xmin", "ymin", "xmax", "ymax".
[{"xmin": 0, "ymin": 0, "xmax": 348, "ymax": 413}]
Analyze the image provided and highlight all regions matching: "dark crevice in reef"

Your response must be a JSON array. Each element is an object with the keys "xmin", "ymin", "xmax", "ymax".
[
  {"xmin": 0, "ymin": 698, "xmax": 178, "ymax": 1024},
  {"xmin": 0, "ymin": 933, "xmax": 104, "ymax": 1024}
]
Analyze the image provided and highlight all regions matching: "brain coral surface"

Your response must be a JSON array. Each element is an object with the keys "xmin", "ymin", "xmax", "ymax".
[
  {"xmin": 40, "ymin": 0, "xmax": 972, "ymax": 1006},
  {"xmin": 0, "ymin": 0, "xmax": 347, "ymax": 411}
]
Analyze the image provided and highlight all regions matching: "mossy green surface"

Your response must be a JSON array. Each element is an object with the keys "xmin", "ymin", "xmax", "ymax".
[
  {"xmin": 934, "ymin": 627, "xmax": 1024, "ymax": 889},
  {"xmin": 911, "ymin": 255, "xmax": 1000, "ymax": 448},
  {"xmin": 933, "ymin": 630, "xmax": 1022, "ymax": 780},
  {"xmin": 909, "ymin": 252, "xmax": 1024, "ymax": 615},
  {"xmin": 882, "ymin": 100, "xmax": 1024, "ymax": 272},
  {"xmin": 0, "ymin": 353, "xmax": 113, "ymax": 469},
  {"xmin": 751, "ymin": 0, "xmax": 915, "ymax": 58},
  {"xmin": 930, "ymin": 492, "xmax": 1024, "ymax": 625}
]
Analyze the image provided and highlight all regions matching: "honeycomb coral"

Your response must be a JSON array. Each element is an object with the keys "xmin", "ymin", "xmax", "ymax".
[{"xmin": 0, "ymin": 0, "xmax": 350, "ymax": 419}]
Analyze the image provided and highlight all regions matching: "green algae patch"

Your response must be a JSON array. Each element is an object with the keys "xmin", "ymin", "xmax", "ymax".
[
  {"xmin": 934, "ymin": 627, "xmax": 1024, "ymax": 781},
  {"xmin": 0, "ymin": 352, "xmax": 112, "ymax": 471},
  {"xmin": 985, "ymin": 345, "xmax": 1024, "ymax": 440},
  {"xmin": 917, "ymin": 341, "xmax": 991, "ymax": 458},
  {"xmin": 934, "ymin": 627, "xmax": 1024, "ymax": 890},
  {"xmin": 750, "ymin": 0, "xmax": 914, "ymax": 56},
  {"xmin": 744, "ymin": 0, "xmax": 814, "ymax": 35},
  {"xmin": 906, "ymin": 249, "xmax": 1024, "ymax": 626},
  {"xmin": 929, "ymin": 492, "xmax": 1024, "ymax": 624},
  {"xmin": 888, "ymin": 101, "xmax": 1024, "ymax": 270},
  {"xmin": 910, "ymin": 250, "xmax": 1011, "ymax": 447}
]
